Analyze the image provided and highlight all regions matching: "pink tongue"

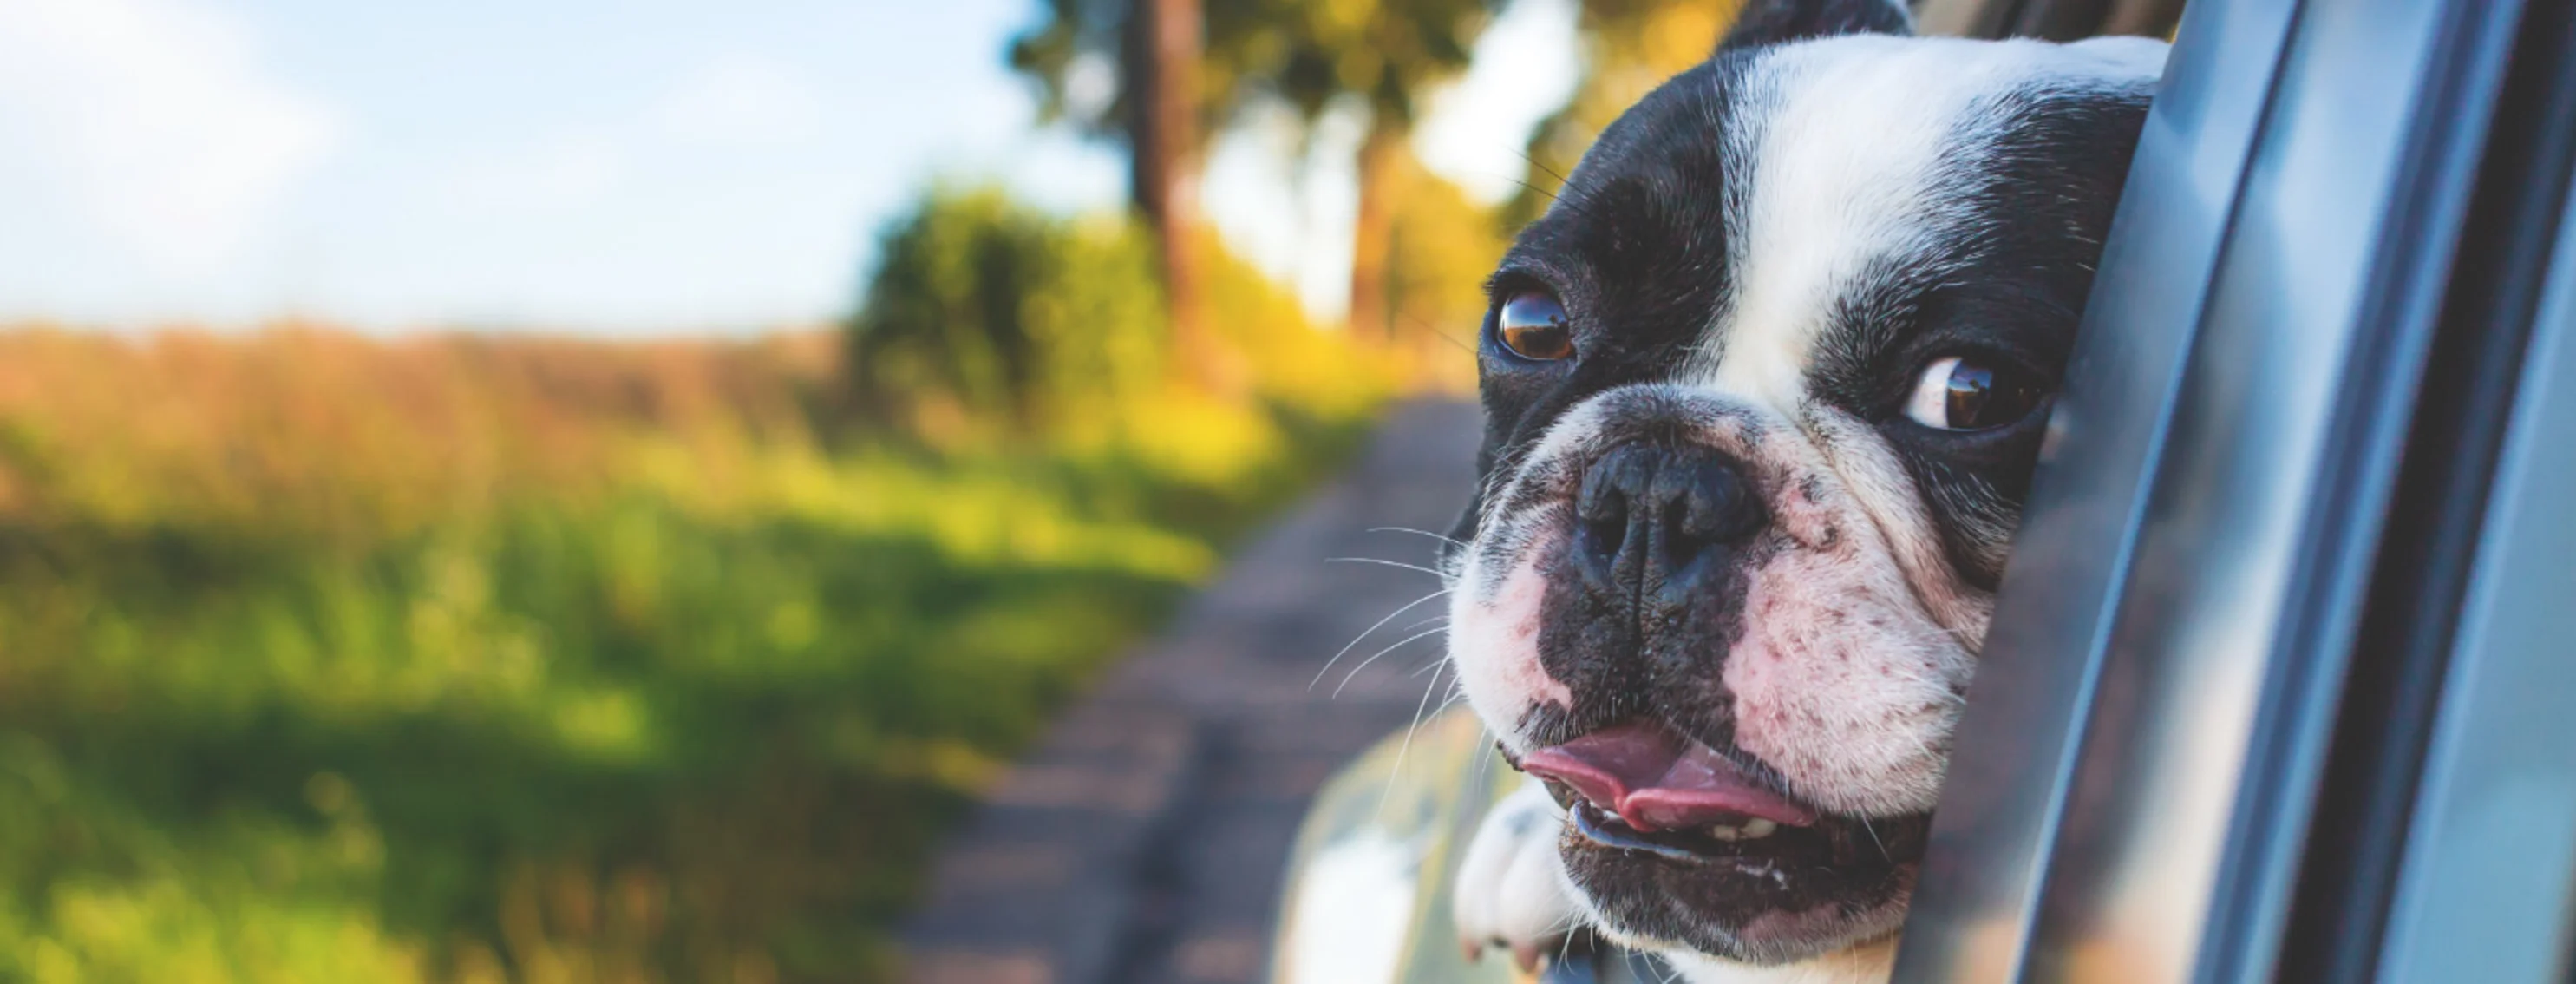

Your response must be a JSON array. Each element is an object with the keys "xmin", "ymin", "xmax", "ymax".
[{"xmin": 1521, "ymin": 723, "xmax": 1817, "ymax": 832}]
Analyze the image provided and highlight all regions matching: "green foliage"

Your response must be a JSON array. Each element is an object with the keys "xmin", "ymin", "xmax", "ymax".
[
  {"xmin": 1009, "ymin": 0, "xmax": 1498, "ymax": 358},
  {"xmin": 1239, "ymin": 0, "xmax": 1493, "ymax": 130},
  {"xmin": 847, "ymin": 184, "xmax": 1400, "ymax": 442},
  {"xmin": 848, "ymin": 187, "xmax": 1167, "ymax": 435},
  {"xmin": 1007, "ymin": 0, "xmax": 1129, "ymax": 138},
  {"xmin": 1013, "ymin": 0, "xmax": 1495, "ymax": 138},
  {"xmin": 1383, "ymin": 164, "xmax": 1510, "ymax": 364},
  {"xmin": 1504, "ymin": 0, "xmax": 1744, "ymax": 227},
  {"xmin": 0, "ymin": 323, "xmax": 1382, "ymax": 983}
]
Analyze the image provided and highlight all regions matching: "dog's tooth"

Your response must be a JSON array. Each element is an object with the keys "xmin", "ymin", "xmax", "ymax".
[
  {"xmin": 1742, "ymin": 818, "xmax": 1778, "ymax": 839},
  {"xmin": 1706, "ymin": 824, "xmax": 1740, "ymax": 841}
]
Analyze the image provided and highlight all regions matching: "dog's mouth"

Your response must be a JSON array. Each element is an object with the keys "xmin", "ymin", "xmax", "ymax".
[{"xmin": 1517, "ymin": 721, "xmax": 1930, "ymax": 961}]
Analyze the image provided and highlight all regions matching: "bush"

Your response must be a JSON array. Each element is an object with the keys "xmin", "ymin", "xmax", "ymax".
[
  {"xmin": 847, "ymin": 184, "xmax": 1406, "ymax": 446},
  {"xmin": 847, "ymin": 187, "xmax": 1167, "ymax": 438}
]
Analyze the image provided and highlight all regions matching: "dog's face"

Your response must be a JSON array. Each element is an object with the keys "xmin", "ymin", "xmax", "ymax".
[{"xmin": 1441, "ymin": 0, "xmax": 2162, "ymax": 967}]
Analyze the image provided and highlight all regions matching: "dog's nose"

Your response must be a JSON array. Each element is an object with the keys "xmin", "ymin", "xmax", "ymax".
[{"xmin": 1573, "ymin": 444, "xmax": 1762, "ymax": 602}]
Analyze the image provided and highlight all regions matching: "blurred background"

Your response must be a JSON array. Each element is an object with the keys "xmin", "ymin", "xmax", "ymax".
[{"xmin": 0, "ymin": 0, "xmax": 1736, "ymax": 980}]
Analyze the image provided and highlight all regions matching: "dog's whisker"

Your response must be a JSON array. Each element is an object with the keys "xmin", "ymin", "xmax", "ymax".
[
  {"xmin": 1398, "ymin": 613, "xmax": 1451, "ymax": 633},
  {"xmin": 1429, "ymin": 685, "xmax": 1469, "ymax": 718},
  {"xmin": 1334, "ymin": 626, "xmax": 1448, "ymax": 699},
  {"xmin": 1509, "ymin": 174, "xmax": 1565, "ymax": 206},
  {"xmin": 1397, "ymin": 312, "xmax": 1482, "ymax": 357},
  {"xmin": 1326, "ymin": 556, "xmax": 1445, "ymax": 578},
  {"xmin": 1310, "ymin": 588, "xmax": 1450, "ymax": 691},
  {"xmin": 1372, "ymin": 660, "xmax": 1456, "ymax": 823},
  {"xmin": 1543, "ymin": 909, "xmax": 1588, "ymax": 937},
  {"xmin": 1863, "ymin": 819, "xmax": 1892, "ymax": 863},
  {"xmin": 1367, "ymin": 525, "xmax": 1470, "ymax": 548},
  {"xmin": 1515, "ymin": 148, "xmax": 1572, "ymax": 190},
  {"xmin": 1410, "ymin": 652, "xmax": 1455, "ymax": 679}
]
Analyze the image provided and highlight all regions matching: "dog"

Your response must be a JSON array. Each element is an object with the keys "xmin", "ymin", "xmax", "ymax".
[{"xmin": 1439, "ymin": 1, "xmax": 2165, "ymax": 980}]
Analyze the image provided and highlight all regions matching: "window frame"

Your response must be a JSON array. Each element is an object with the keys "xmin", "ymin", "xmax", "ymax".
[{"xmin": 1896, "ymin": 0, "xmax": 2576, "ymax": 981}]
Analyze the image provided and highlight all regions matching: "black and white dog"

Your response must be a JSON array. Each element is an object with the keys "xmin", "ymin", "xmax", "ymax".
[{"xmin": 1442, "ymin": 1, "xmax": 2164, "ymax": 980}]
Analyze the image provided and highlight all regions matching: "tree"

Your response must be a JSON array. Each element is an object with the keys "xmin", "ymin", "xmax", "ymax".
[
  {"xmin": 1010, "ymin": 0, "xmax": 1206, "ymax": 387},
  {"xmin": 1244, "ymin": 0, "xmax": 1494, "ymax": 340},
  {"xmin": 1131, "ymin": 0, "xmax": 1211, "ymax": 381},
  {"xmin": 1012, "ymin": 0, "xmax": 1495, "ymax": 344},
  {"xmin": 1503, "ymin": 0, "xmax": 1743, "ymax": 228}
]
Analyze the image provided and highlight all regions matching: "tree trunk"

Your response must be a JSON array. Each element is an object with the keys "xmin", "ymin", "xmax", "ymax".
[
  {"xmin": 1126, "ymin": 0, "xmax": 1217, "ymax": 388},
  {"xmin": 1348, "ymin": 120, "xmax": 1409, "ymax": 343}
]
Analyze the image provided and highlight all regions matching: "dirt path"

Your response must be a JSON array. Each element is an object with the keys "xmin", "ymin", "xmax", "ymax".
[{"xmin": 902, "ymin": 398, "xmax": 1485, "ymax": 984}]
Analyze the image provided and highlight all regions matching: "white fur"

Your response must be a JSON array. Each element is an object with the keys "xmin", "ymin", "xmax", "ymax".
[
  {"xmin": 1453, "ymin": 778, "xmax": 1583, "ymax": 957},
  {"xmin": 1446, "ymin": 30, "xmax": 2168, "ymax": 984},
  {"xmin": 1448, "ymin": 533, "xmax": 1573, "ymax": 751},
  {"xmin": 1701, "ymin": 36, "xmax": 2172, "ymax": 398},
  {"xmin": 1661, "ymin": 941, "xmax": 1900, "ymax": 984},
  {"xmin": 1455, "ymin": 789, "xmax": 1898, "ymax": 983},
  {"xmin": 1445, "ymin": 392, "xmax": 1623, "ymax": 755},
  {"xmin": 1452, "ymin": 387, "xmax": 1976, "ymax": 815}
]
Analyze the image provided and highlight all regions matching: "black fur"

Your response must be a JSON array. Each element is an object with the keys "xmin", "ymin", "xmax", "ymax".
[
  {"xmin": 1446, "ymin": 2, "xmax": 2159, "ymax": 967},
  {"xmin": 1460, "ymin": 61, "xmax": 2153, "ymax": 594},
  {"xmin": 1721, "ymin": 0, "xmax": 1912, "ymax": 50}
]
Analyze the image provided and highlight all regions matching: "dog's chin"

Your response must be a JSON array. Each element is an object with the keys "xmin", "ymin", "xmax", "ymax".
[{"xmin": 1558, "ymin": 801, "xmax": 1928, "ymax": 964}]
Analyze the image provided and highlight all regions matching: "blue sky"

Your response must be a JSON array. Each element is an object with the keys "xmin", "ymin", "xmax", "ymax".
[{"xmin": 0, "ymin": 0, "xmax": 1576, "ymax": 333}]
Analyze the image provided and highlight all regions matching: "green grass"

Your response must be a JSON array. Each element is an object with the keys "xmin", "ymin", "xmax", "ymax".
[{"xmin": 0, "ymin": 327, "xmax": 1383, "ymax": 984}]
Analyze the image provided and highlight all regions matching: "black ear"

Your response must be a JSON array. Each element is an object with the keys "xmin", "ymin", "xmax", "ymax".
[{"xmin": 1718, "ymin": 0, "xmax": 1912, "ymax": 50}]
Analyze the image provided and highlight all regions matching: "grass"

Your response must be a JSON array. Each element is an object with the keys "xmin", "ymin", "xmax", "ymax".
[{"xmin": 0, "ymin": 324, "xmax": 1388, "ymax": 983}]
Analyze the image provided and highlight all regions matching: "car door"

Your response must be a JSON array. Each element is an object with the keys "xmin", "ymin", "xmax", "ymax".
[
  {"xmin": 1898, "ymin": 0, "xmax": 2576, "ymax": 980},
  {"xmin": 1265, "ymin": 0, "xmax": 2576, "ymax": 979}
]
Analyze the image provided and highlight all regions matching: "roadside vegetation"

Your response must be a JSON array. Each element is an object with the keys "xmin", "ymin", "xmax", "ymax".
[{"xmin": 0, "ymin": 190, "xmax": 1427, "ymax": 983}]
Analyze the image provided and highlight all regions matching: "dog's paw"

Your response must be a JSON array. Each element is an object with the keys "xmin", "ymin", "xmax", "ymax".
[{"xmin": 1454, "ymin": 777, "xmax": 1585, "ymax": 974}]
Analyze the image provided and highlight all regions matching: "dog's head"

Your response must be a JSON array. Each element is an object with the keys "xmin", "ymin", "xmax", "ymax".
[{"xmin": 1441, "ymin": 0, "xmax": 2163, "ymax": 965}]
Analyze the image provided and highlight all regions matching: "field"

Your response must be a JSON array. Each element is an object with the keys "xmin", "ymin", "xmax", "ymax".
[{"xmin": 0, "ymin": 321, "xmax": 1390, "ymax": 983}]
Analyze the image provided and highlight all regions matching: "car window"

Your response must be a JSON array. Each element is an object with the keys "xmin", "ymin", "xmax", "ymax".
[
  {"xmin": 1897, "ymin": 0, "xmax": 2576, "ymax": 981},
  {"xmin": 1914, "ymin": 0, "xmax": 2184, "ymax": 41}
]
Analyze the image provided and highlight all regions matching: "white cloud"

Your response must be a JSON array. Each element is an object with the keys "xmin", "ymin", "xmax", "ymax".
[
  {"xmin": 0, "ymin": 0, "xmax": 337, "ymax": 277},
  {"xmin": 650, "ymin": 53, "xmax": 827, "ymax": 148}
]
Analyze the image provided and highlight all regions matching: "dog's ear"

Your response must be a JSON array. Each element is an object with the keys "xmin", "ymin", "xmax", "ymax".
[{"xmin": 1718, "ymin": 0, "xmax": 1912, "ymax": 50}]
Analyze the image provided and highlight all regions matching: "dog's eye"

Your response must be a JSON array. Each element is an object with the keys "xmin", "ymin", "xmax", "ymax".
[
  {"xmin": 1495, "ymin": 292, "xmax": 1573, "ymax": 361},
  {"xmin": 1905, "ymin": 355, "xmax": 2044, "ymax": 430}
]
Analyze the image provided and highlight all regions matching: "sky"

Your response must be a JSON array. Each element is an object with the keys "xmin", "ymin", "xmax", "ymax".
[{"xmin": 0, "ymin": 0, "xmax": 1578, "ymax": 334}]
